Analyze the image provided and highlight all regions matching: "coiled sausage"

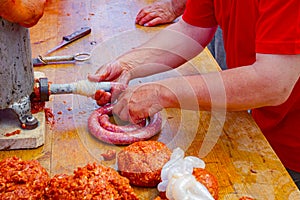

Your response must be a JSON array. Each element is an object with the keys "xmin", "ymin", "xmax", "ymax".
[{"xmin": 88, "ymin": 104, "xmax": 162, "ymax": 145}]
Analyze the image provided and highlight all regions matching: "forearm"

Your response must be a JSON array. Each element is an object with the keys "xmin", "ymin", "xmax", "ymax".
[
  {"xmin": 171, "ymin": 0, "xmax": 186, "ymax": 16},
  {"xmin": 157, "ymin": 54, "xmax": 300, "ymax": 111},
  {"xmin": 118, "ymin": 19, "xmax": 216, "ymax": 80},
  {"xmin": 158, "ymin": 69, "xmax": 264, "ymax": 111}
]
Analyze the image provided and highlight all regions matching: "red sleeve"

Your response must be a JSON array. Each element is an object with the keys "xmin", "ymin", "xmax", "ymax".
[
  {"xmin": 256, "ymin": 0, "xmax": 300, "ymax": 54},
  {"xmin": 182, "ymin": 0, "xmax": 217, "ymax": 28}
]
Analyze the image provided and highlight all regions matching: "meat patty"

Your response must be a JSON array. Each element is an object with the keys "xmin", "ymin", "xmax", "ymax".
[
  {"xmin": 117, "ymin": 141, "xmax": 171, "ymax": 187},
  {"xmin": 0, "ymin": 156, "xmax": 50, "ymax": 200}
]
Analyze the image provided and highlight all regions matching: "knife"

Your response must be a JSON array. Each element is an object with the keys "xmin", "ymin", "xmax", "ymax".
[{"xmin": 44, "ymin": 27, "xmax": 91, "ymax": 56}]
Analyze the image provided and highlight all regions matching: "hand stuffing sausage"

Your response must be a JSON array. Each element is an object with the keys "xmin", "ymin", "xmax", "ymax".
[{"xmin": 88, "ymin": 103, "xmax": 162, "ymax": 145}]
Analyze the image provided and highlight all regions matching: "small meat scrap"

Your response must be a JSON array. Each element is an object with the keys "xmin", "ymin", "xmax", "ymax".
[
  {"xmin": 4, "ymin": 129, "xmax": 21, "ymax": 137},
  {"xmin": 44, "ymin": 108, "xmax": 55, "ymax": 127},
  {"xmin": 239, "ymin": 196, "xmax": 255, "ymax": 200},
  {"xmin": 101, "ymin": 149, "xmax": 116, "ymax": 161},
  {"xmin": 31, "ymin": 102, "xmax": 46, "ymax": 114}
]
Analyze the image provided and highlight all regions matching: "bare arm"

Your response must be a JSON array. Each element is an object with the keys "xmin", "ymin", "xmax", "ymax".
[
  {"xmin": 113, "ymin": 53, "xmax": 300, "ymax": 122},
  {"xmin": 158, "ymin": 54, "xmax": 300, "ymax": 111},
  {"xmin": 120, "ymin": 19, "xmax": 217, "ymax": 80},
  {"xmin": 88, "ymin": 19, "xmax": 216, "ymax": 106}
]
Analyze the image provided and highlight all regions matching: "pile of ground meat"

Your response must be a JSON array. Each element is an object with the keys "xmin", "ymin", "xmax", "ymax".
[
  {"xmin": 0, "ymin": 156, "xmax": 50, "ymax": 200},
  {"xmin": 45, "ymin": 162, "xmax": 138, "ymax": 199},
  {"xmin": 0, "ymin": 157, "xmax": 138, "ymax": 200},
  {"xmin": 0, "ymin": 143, "xmax": 220, "ymax": 199}
]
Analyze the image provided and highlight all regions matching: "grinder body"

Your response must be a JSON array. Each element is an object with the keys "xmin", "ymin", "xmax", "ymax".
[{"xmin": 0, "ymin": 17, "xmax": 38, "ymax": 129}]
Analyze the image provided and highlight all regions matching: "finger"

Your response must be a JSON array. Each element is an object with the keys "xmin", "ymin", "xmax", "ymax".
[
  {"xmin": 135, "ymin": 9, "xmax": 148, "ymax": 24},
  {"xmin": 144, "ymin": 17, "xmax": 165, "ymax": 27},
  {"xmin": 88, "ymin": 62, "xmax": 119, "ymax": 82},
  {"xmin": 105, "ymin": 66, "xmax": 121, "ymax": 81},
  {"xmin": 148, "ymin": 103, "xmax": 162, "ymax": 117},
  {"xmin": 113, "ymin": 100, "xmax": 130, "ymax": 122},
  {"xmin": 88, "ymin": 73, "xmax": 105, "ymax": 82},
  {"xmin": 129, "ymin": 109, "xmax": 147, "ymax": 124},
  {"xmin": 138, "ymin": 13, "xmax": 159, "ymax": 26},
  {"xmin": 88, "ymin": 66, "xmax": 110, "ymax": 81},
  {"xmin": 110, "ymin": 83, "xmax": 126, "ymax": 100},
  {"xmin": 117, "ymin": 72, "xmax": 130, "ymax": 85}
]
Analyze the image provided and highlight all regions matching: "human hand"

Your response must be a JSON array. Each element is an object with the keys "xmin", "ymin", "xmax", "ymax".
[
  {"xmin": 0, "ymin": 0, "xmax": 46, "ymax": 28},
  {"xmin": 135, "ymin": 0, "xmax": 180, "ymax": 27},
  {"xmin": 88, "ymin": 60, "xmax": 132, "ymax": 106},
  {"xmin": 93, "ymin": 82, "xmax": 127, "ymax": 106},
  {"xmin": 112, "ymin": 83, "xmax": 165, "ymax": 124}
]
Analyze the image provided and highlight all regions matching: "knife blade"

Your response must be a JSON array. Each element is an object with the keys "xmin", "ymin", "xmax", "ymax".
[{"xmin": 44, "ymin": 27, "xmax": 91, "ymax": 56}]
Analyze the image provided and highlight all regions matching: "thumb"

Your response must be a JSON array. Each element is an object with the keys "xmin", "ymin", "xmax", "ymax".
[
  {"xmin": 117, "ymin": 71, "xmax": 131, "ymax": 86},
  {"xmin": 110, "ymin": 82, "xmax": 127, "ymax": 102},
  {"xmin": 87, "ymin": 73, "xmax": 107, "ymax": 82}
]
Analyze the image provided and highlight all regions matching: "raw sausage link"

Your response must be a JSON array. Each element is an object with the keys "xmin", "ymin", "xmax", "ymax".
[
  {"xmin": 98, "ymin": 114, "xmax": 143, "ymax": 133},
  {"xmin": 88, "ymin": 104, "xmax": 162, "ymax": 145}
]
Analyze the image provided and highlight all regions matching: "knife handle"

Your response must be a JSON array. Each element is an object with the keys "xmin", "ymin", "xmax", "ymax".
[{"xmin": 62, "ymin": 27, "xmax": 91, "ymax": 42}]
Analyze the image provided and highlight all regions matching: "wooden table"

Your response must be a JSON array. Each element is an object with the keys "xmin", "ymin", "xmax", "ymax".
[{"xmin": 1, "ymin": 0, "xmax": 300, "ymax": 199}]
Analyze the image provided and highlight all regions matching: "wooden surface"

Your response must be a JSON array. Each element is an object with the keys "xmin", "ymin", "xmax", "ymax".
[{"xmin": 0, "ymin": 0, "xmax": 299, "ymax": 199}]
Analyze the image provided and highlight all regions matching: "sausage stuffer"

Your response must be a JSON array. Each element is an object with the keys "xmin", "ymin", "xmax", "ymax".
[
  {"xmin": 0, "ymin": 18, "xmax": 38, "ymax": 129},
  {"xmin": 0, "ymin": 18, "xmax": 44, "ymax": 149},
  {"xmin": 32, "ymin": 78, "xmax": 117, "ymax": 102},
  {"xmin": 0, "ymin": 18, "xmax": 110, "ymax": 150}
]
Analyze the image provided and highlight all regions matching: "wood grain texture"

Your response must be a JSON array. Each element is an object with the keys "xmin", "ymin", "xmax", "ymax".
[{"xmin": 0, "ymin": 0, "xmax": 299, "ymax": 199}]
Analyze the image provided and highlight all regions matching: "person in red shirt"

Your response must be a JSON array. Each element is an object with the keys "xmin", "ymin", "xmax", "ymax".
[
  {"xmin": 135, "ymin": 0, "xmax": 227, "ymax": 70},
  {"xmin": 89, "ymin": 0, "xmax": 300, "ymax": 189}
]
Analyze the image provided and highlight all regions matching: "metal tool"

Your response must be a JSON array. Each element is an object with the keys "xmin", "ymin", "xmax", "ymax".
[
  {"xmin": 33, "ymin": 78, "xmax": 117, "ymax": 102},
  {"xmin": 33, "ymin": 52, "xmax": 91, "ymax": 66},
  {"xmin": 44, "ymin": 27, "xmax": 91, "ymax": 55}
]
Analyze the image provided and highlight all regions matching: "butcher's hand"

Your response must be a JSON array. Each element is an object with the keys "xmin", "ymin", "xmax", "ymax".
[
  {"xmin": 0, "ymin": 0, "xmax": 46, "ymax": 27},
  {"xmin": 113, "ymin": 82, "xmax": 178, "ymax": 124},
  {"xmin": 135, "ymin": 0, "xmax": 182, "ymax": 27},
  {"xmin": 136, "ymin": 0, "xmax": 186, "ymax": 27},
  {"xmin": 88, "ymin": 60, "xmax": 132, "ymax": 106}
]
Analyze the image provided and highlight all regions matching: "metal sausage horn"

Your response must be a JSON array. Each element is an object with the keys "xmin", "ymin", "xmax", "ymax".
[{"xmin": 35, "ymin": 78, "xmax": 119, "ymax": 102}]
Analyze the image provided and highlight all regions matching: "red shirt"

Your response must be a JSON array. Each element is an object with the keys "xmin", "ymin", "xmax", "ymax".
[{"xmin": 183, "ymin": 0, "xmax": 300, "ymax": 171}]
